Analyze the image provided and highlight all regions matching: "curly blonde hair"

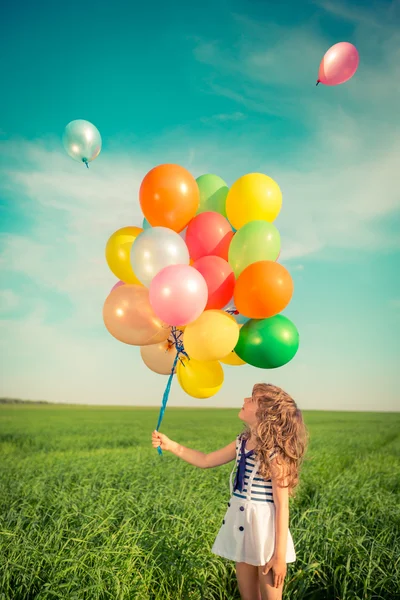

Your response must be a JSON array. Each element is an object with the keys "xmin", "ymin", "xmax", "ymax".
[{"xmin": 239, "ymin": 383, "xmax": 309, "ymax": 497}]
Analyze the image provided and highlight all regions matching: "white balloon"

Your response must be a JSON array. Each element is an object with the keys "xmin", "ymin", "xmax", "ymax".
[
  {"xmin": 143, "ymin": 217, "xmax": 187, "ymax": 241},
  {"xmin": 130, "ymin": 227, "xmax": 190, "ymax": 287},
  {"xmin": 62, "ymin": 120, "xmax": 102, "ymax": 167}
]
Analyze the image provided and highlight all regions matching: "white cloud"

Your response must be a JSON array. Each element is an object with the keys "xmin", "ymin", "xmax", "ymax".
[
  {"xmin": 1, "ymin": 141, "xmax": 143, "ymax": 294},
  {"xmin": 0, "ymin": 303, "xmax": 136, "ymax": 403},
  {"xmin": 273, "ymin": 136, "xmax": 400, "ymax": 260},
  {"xmin": 312, "ymin": 0, "xmax": 397, "ymax": 27},
  {"xmin": 200, "ymin": 111, "xmax": 246, "ymax": 123},
  {"xmin": 192, "ymin": 7, "xmax": 400, "ymax": 127},
  {"xmin": 1, "ymin": 118, "xmax": 399, "ymax": 317},
  {"xmin": 187, "ymin": 7, "xmax": 400, "ymax": 261},
  {"xmin": 0, "ymin": 289, "xmax": 19, "ymax": 311}
]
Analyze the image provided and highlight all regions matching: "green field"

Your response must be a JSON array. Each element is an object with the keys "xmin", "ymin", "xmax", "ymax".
[{"xmin": 0, "ymin": 404, "xmax": 399, "ymax": 600}]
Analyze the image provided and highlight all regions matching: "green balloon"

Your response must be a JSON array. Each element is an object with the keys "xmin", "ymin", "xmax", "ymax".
[
  {"xmin": 235, "ymin": 315, "xmax": 299, "ymax": 369},
  {"xmin": 196, "ymin": 174, "xmax": 229, "ymax": 217},
  {"xmin": 228, "ymin": 220, "xmax": 281, "ymax": 278}
]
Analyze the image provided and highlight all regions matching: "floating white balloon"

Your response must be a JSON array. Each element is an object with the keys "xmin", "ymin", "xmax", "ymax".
[{"xmin": 62, "ymin": 119, "xmax": 102, "ymax": 168}]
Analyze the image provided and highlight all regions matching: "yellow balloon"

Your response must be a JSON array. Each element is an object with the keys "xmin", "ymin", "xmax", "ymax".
[
  {"xmin": 105, "ymin": 226, "xmax": 143, "ymax": 284},
  {"xmin": 183, "ymin": 309, "xmax": 239, "ymax": 362},
  {"xmin": 226, "ymin": 173, "xmax": 282, "ymax": 230},
  {"xmin": 220, "ymin": 323, "xmax": 246, "ymax": 366},
  {"xmin": 177, "ymin": 357, "xmax": 224, "ymax": 398}
]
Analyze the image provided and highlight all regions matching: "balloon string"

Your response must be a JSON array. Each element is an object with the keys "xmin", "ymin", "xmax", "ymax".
[
  {"xmin": 83, "ymin": 159, "xmax": 89, "ymax": 169},
  {"xmin": 156, "ymin": 327, "xmax": 188, "ymax": 456},
  {"xmin": 316, "ymin": 80, "xmax": 320, "ymax": 86}
]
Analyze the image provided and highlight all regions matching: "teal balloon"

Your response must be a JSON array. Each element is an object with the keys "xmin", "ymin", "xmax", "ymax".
[
  {"xmin": 62, "ymin": 120, "xmax": 102, "ymax": 167},
  {"xmin": 228, "ymin": 220, "xmax": 281, "ymax": 278},
  {"xmin": 235, "ymin": 315, "xmax": 299, "ymax": 369},
  {"xmin": 142, "ymin": 218, "xmax": 152, "ymax": 230},
  {"xmin": 196, "ymin": 174, "xmax": 229, "ymax": 217}
]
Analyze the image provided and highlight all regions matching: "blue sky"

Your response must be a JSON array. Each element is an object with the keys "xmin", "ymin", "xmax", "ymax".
[{"xmin": 0, "ymin": 0, "xmax": 399, "ymax": 411}]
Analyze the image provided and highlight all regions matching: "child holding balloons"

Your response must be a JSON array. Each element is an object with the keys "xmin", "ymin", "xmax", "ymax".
[{"xmin": 152, "ymin": 383, "xmax": 308, "ymax": 600}]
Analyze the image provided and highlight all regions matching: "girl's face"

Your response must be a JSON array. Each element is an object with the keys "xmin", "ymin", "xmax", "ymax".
[{"xmin": 238, "ymin": 394, "xmax": 258, "ymax": 427}]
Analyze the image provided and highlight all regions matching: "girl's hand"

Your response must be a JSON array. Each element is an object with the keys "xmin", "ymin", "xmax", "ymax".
[
  {"xmin": 262, "ymin": 555, "xmax": 287, "ymax": 588},
  {"xmin": 152, "ymin": 430, "xmax": 173, "ymax": 452}
]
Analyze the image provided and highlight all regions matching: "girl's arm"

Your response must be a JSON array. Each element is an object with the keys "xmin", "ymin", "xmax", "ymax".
[
  {"xmin": 271, "ymin": 472, "xmax": 290, "ymax": 560},
  {"xmin": 274, "ymin": 502, "xmax": 289, "ymax": 561},
  {"xmin": 152, "ymin": 430, "xmax": 236, "ymax": 468},
  {"xmin": 170, "ymin": 439, "xmax": 236, "ymax": 469},
  {"xmin": 169, "ymin": 440, "xmax": 208, "ymax": 468}
]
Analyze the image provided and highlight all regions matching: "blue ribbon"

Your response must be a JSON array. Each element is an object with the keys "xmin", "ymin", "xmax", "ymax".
[
  {"xmin": 155, "ymin": 327, "xmax": 188, "ymax": 456},
  {"xmin": 233, "ymin": 437, "xmax": 254, "ymax": 492}
]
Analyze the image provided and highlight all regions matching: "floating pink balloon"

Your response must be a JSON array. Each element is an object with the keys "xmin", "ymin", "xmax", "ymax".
[
  {"xmin": 193, "ymin": 256, "xmax": 235, "ymax": 310},
  {"xmin": 316, "ymin": 42, "xmax": 359, "ymax": 86},
  {"xmin": 149, "ymin": 264, "xmax": 208, "ymax": 326},
  {"xmin": 186, "ymin": 211, "xmax": 234, "ymax": 261}
]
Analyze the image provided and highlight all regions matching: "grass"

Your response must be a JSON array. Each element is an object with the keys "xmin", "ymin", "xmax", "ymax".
[{"xmin": 0, "ymin": 404, "xmax": 399, "ymax": 599}]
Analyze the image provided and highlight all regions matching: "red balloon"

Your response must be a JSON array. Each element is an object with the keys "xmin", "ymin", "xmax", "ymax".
[
  {"xmin": 186, "ymin": 211, "xmax": 234, "ymax": 261},
  {"xmin": 193, "ymin": 256, "xmax": 235, "ymax": 310}
]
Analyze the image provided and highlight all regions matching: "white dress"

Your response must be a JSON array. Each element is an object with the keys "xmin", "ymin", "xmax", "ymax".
[{"xmin": 211, "ymin": 434, "xmax": 296, "ymax": 566}]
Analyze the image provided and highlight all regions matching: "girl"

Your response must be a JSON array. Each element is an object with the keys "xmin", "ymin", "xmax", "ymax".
[{"xmin": 151, "ymin": 383, "xmax": 308, "ymax": 600}]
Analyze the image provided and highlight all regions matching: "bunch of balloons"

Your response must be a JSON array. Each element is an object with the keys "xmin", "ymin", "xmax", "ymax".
[
  {"xmin": 103, "ymin": 164, "xmax": 299, "ymax": 402},
  {"xmin": 63, "ymin": 39, "xmax": 361, "ymax": 454}
]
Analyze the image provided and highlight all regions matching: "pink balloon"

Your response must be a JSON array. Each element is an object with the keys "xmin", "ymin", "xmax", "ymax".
[
  {"xmin": 193, "ymin": 256, "xmax": 235, "ymax": 310},
  {"xmin": 317, "ymin": 42, "xmax": 359, "ymax": 86},
  {"xmin": 111, "ymin": 280, "xmax": 125, "ymax": 293},
  {"xmin": 186, "ymin": 211, "xmax": 234, "ymax": 261},
  {"xmin": 149, "ymin": 264, "xmax": 208, "ymax": 326}
]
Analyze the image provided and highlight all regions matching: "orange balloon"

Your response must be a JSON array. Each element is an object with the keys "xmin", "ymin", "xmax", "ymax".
[
  {"xmin": 103, "ymin": 284, "xmax": 171, "ymax": 346},
  {"xmin": 140, "ymin": 340, "xmax": 178, "ymax": 375},
  {"xmin": 139, "ymin": 164, "xmax": 200, "ymax": 233},
  {"xmin": 234, "ymin": 261, "xmax": 294, "ymax": 319}
]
